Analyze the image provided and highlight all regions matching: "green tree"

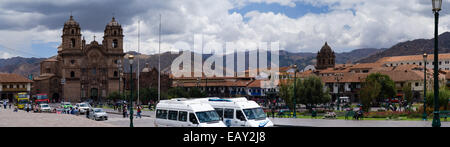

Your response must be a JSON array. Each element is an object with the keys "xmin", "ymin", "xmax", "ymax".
[
  {"xmin": 297, "ymin": 76, "xmax": 331, "ymax": 110},
  {"xmin": 167, "ymin": 87, "xmax": 189, "ymax": 99},
  {"xmin": 279, "ymin": 75, "xmax": 330, "ymax": 111},
  {"xmin": 279, "ymin": 80, "xmax": 293, "ymax": 109},
  {"xmin": 359, "ymin": 73, "xmax": 396, "ymax": 112},
  {"xmin": 106, "ymin": 91, "xmax": 124, "ymax": 102},
  {"xmin": 359, "ymin": 78, "xmax": 381, "ymax": 112},
  {"xmin": 426, "ymin": 87, "xmax": 450, "ymax": 111},
  {"xmin": 139, "ymin": 88, "xmax": 158, "ymax": 104},
  {"xmin": 188, "ymin": 87, "xmax": 206, "ymax": 98},
  {"xmin": 402, "ymin": 83, "xmax": 413, "ymax": 106}
]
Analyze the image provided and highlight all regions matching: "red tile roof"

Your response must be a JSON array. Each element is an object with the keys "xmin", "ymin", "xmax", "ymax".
[{"xmin": 0, "ymin": 73, "xmax": 33, "ymax": 83}]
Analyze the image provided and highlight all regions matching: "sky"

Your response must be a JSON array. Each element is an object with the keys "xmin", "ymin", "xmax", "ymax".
[{"xmin": 1, "ymin": 0, "xmax": 450, "ymax": 59}]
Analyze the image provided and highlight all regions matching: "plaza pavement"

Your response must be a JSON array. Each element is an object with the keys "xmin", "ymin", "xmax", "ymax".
[
  {"xmin": 269, "ymin": 117, "xmax": 450, "ymax": 127},
  {"xmin": 2, "ymin": 107, "xmax": 449, "ymax": 127},
  {"xmin": 0, "ymin": 108, "xmax": 116, "ymax": 127}
]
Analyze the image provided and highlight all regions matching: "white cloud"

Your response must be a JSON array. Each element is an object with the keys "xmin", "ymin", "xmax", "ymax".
[
  {"xmin": 0, "ymin": 52, "xmax": 14, "ymax": 59},
  {"xmin": 0, "ymin": 0, "xmax": 449, "ymax": 59}
]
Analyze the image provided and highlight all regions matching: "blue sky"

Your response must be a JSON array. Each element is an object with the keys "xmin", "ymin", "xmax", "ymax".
[{"xmin": 229, "ymin": 2, "xmax": 331, "ymax": 21}]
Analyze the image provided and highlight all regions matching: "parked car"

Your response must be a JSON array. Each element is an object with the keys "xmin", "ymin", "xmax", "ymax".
[
  {"xmin": 89, "ymin": 108, "xmax": 108, "ymax": 121},
  {"xmin": 39, "ymin": 103, "xmax": 52, "ymax": 113},
  {"xmin": 61, "ymin": 102, "xmax": 72, "ymax": 113},
  {"xmin": 61, "ymin": 102, "xmax": 72, "ymax": 109},
  {"xmin": 74, "ymin": 103, "xmax": 91, "ymax": 114}
]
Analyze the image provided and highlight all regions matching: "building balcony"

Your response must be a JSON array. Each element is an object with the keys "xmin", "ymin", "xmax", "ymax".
[{"xmin": 1, "ymin": 88, "xmax": 28, "ymax": 92}]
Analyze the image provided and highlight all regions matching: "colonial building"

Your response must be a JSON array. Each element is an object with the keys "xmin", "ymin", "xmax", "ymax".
[
  {"xmin": 0, "ymin": 73, "xmax": 33, "ymax": 102},
  {"xmin": 316, "ymin": 42, "xmax": 336, "ymax": 70},
  {"xmin": 34, "ymin": 16, "xmax": 125, "ymax": 102},
  {"xmin": 378, "ymin": 53, "xmax": 450, "ymax": 71}
]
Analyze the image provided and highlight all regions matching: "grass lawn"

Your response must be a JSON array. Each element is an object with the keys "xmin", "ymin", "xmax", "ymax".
[{"xmin": 267, "ymin": 112, "xmax": 447, "ymax": 121}]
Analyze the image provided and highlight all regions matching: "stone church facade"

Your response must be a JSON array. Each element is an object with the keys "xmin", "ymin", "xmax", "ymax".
[{"xmin": 34, "ymin": 16, "xmax": 125, "ymax": 102}]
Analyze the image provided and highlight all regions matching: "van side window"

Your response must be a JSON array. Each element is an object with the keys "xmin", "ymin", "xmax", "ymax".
[
  {"xmin": 179, "ymin": 111, "xmax": 188, "ymax": 122},
  {"xmin": 224, "ymin": 109, "xmax": 234, "ymax": 119},
  {"xmin": 168, "ymin": 110, "xmax": 178, "ymax": 120},
  {"xmin": 215, "ymin": 108, "xmax": 223, "ymax": 120},
  {"xmin": 156, "ymin": 109, "xmax": 168, "ymax": 119},
  {"xmin": 189, "ymin": 113, "xmax": 198, "ymax": 124},
  {"xmin": 236, "ymin": 110, "xmax": 246, "ymax": 121}
]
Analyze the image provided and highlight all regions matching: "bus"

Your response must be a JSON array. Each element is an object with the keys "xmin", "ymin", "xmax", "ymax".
[
  {"xmin": 155, "ymin": 98, "xmax": 226, "ymax": 127},
  {"xmin": 193, "ymin": 97, "xmax": 274, "ymax": 127},
  {"xmin": 35, "ymin": 94, "xmax": 49, "ymax": 104},
  {"xmin": 15, "ymin": 92, "xmax": 30, "ymax": 109}
]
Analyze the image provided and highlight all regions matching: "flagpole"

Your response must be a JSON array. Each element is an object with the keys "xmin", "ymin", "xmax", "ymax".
[
  {"xmin": 137, "ymin": 19, "xmax": 140, "ymax": 106},
  {"xmin": 158, "ymin": 14, "xmax": 161, "ymax": 103}
]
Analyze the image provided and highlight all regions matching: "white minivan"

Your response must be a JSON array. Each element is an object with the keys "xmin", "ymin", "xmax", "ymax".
[
  {"xmin": 194, "ymin": 97, "xmax": 274, "ymax": 127},
  {"xmin": 155, "ymin": 98, "xmax": 226, "ymax": 127}
]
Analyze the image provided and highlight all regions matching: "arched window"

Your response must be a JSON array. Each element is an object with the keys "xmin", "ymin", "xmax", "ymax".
[
  {"xmin": 114, "ymin": 71, "xmax": 118, "ymax": 77},
  {"xmin": 113, "ymin": 39, "xmax": 118, "ymax": 48},
  {"xmin": 114, "ymin": 31, "xmax": 117, "ymax": 36},
  {"xmin": 71, "ymin": 38, "xmax": 76, "ymax": 48},
  {"xmin": 71, "ymin": 29, "xmax": 75, "ymax": 35},
  {"xmin": 70, "ymin": 71, "xmax": 75, "ymax": 78}
]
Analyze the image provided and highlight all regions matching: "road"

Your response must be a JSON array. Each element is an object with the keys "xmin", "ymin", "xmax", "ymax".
[
  {"xmin": 269, "ymin": 117, "xmax": 450, "ymax": 127},
  {"xmin": 2, "ymin": 106, "xmax": 448, "ymax": 127}
]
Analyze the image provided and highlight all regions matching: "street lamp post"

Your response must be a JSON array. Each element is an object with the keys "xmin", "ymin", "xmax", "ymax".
[
  {"xmin": 432, "ymin": 0, "xmax": 442, "ymax": 127},
  {"xmin": 335, "ymin": 74, "xmax": 343, "ymax": 111},
  {"xmin": 423, "ymin": 53, "xmax": 428, "ymax": 121},
  {"xmin": 291, "ymin": 64, "xmax": 298, "ymax": 118},
  {"xmin": 128, "ymin": 55, "xmax": 135, "ymax": 128},
  {"xmin": 118, "ymin": 60, "xmax": 122, "ymax": 98}
]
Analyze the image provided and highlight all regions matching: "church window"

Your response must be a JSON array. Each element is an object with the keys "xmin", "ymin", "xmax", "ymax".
[
  {"xmin": 71, "ymin": 29, "xmax": 75, "ymax": 35},
  {"xmin": 114, "ymin": 31, "xmax": 117, "ymax": 36},
  {"xmin": 113, "ymin": 39, "xmax": 118, "ymax": 48},
  {"xmin": 71, "ymin": 38, "xmax": 76, "ymax": 48},
  {"xmin": 114, "ymin": 71, "xmax": 118, "ymax": 77},
  {"xmin": 46, "ymin": 68, "xmax": 51, "ymax": 73},
  {"xmin": 70, "ymin": 60, "xmax": 75, "ymax": 65},
  {"xmin": 70, "ymin": 71, "xmax": 75, "ymax": 78}
]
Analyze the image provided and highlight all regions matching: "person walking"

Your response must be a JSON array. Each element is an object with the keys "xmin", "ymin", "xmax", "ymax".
[
  {"xmin": 9, "ymin": 102, "xmax": 11, "ymax": 109},
  {"xmin": 3, "ymin": 100, "xmax": 6, "ymax": 109},
  {"xmin": 26, "ymin": 103, "xmax": 30, "ymax": 112},
  {"xmin": 86, "ymin": 108, "xmax": 90, "ymax": 118},
  {"xmin": 123, "ymin": 105, "xmax": 127, "ymax": 118},
  {"xmin": 137, "ymin": 105, "xmax": 142, "ymax": 119}
]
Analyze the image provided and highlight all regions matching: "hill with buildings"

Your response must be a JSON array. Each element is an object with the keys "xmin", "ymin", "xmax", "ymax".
[{"xmin": 357, "ymin": 32, "xmax": 450, "ymax": 63}]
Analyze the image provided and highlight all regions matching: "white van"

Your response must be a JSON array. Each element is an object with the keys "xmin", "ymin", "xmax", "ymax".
[
  {"xmin": 194, "ymin": 97, "xmax": 274, "ymax": 127},
  {"xmin": 155, "ymin": 98, "xmax": 226, "ymax": 127}
]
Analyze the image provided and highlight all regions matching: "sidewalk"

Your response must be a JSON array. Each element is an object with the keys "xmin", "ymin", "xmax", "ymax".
[
  {"xmin": 104, "ymin": 108, "xmax": 154, "ymax": 117},
  {"xmin": 269, "ymin": 117, "xmax": 450, "ymax": 127}
]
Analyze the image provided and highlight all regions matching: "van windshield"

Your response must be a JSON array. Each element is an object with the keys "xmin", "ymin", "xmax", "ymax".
[
  {"xmin": 195, "ymin": 111, "xmax": 220, "ymax": 123},
  {"xmin": 243, "ymin": 107, "xmax": 267, "ymax": 120}
]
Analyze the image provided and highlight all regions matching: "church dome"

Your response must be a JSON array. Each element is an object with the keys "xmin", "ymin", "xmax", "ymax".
[
  {"xmin": 64, "ymin": 15, "xmax": 79, "ymax": 26},
  {"xmin": 319, "ymin": 42, "xmax": 333, "ymax": 53},
  {"xmin": 107, "ymin": 17, "xmax": 121, "ymax": 27}
]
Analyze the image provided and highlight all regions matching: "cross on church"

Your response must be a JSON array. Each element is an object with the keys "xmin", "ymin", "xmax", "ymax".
[{"xmin": 93, "ymin": 35, "xmax": 96, "ymax": 41}]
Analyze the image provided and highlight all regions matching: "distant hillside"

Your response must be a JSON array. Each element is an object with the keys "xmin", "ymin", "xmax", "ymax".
[
  {"xmin": 358, "ymin": 32, "xmax": 450, "ymax": 63},
  {"xmin": 0, "ymin": 48, "xmax": 382, "ymax": 76},
  {"xmin": 0, "ymin": 57, "xmax": 45, "ymax": 77}
]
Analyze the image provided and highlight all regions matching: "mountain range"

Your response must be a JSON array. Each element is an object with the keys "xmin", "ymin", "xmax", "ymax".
[{"xmin": 3, "ymin": 32, "xmax": 450, "ymax": 77}]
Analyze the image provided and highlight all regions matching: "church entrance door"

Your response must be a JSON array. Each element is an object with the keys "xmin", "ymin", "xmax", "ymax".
[{"xmin": 91, "ymin": 88, "xmax": 99, "ymax": 102}]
